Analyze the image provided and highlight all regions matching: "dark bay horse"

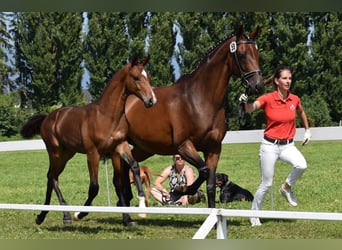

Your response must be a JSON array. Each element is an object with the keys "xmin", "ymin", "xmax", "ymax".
[
  {"xmin": 114, "ymin": 27, "xmax": 264, "ymax": 225},
  {"xmin": 20, "ymin": 55, "xmax": 157, "ymax": 226}
]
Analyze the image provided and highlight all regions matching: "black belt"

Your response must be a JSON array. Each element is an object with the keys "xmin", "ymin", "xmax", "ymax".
[{"xmin": 264, "ymin": 136, "xmax": 293, "ymax": 145}]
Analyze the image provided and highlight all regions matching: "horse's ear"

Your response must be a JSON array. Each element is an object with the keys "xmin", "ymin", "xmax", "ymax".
[
  {"xmin": 249, "ymin": 26, "xmax": 261, "ymax": 40},
  {"xmin": 140, "ymin": 54, "xmax": 150, "ymax": 66},
  {"xmin": 131, "ymin": 54, "xmax": 139, "ymax": 66},
  {"xmin": 235, "ymin": 25, "xmax": 244, "ymax": 38}
]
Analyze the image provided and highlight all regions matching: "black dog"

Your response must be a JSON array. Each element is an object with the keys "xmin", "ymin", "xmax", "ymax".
[{"xmin": 215, "ymin": 173, "xmax": 254, "ymax": 203}]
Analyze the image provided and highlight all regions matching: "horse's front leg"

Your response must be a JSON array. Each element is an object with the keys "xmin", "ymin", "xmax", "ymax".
[
  {"xmin": 203, "ymin": 151, "xmax": 221, "ymax": 208},
  {"xmin": 74, "ymin": 152, "xmax": 100, "ymax": 220},
  {"xmin": 175, "ymin": 140, "xmax": 209, "ymax": 195}
]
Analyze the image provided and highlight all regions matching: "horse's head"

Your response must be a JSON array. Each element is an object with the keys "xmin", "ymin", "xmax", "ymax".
[
  {"xmin": 127, "ymin": 55, "xmax": 157, "ymax": 108},
  {"xmin": 231, "ymin": 26, "xmax": 264, "ymax": 96}
]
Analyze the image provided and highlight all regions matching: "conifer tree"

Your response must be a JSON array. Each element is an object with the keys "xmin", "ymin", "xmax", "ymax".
[
  {"xmin": 84, "ymin": 12, "xmax": 129, "ymax": 99},
  {"xmin": 12, "ymin": 12, "xmax": 84, "ymax": 112},
  {"xmin": 0, "ymin": 12, "xmax": 14, "ymax": 94},
  {"xmin": 125, "ymin": 12, "xmax": 149, "ymax": 58},
  {"xmin": 310, "ymin": 12, "xmax": 342, "ymax": 125},
  {"xmin": 175, "ymin": 12, "xmax": 213, "ymax": 75},
  {"xmin": 4, "ymin": 12, "xmax": 341, "ymax": 132},
  {"xmin": 148, "ymin": 12, "xmax": 177, "ymax": 85},
  {"xmin": 54, "ymin": 13, "xmax": 84, "ymax": 107}
]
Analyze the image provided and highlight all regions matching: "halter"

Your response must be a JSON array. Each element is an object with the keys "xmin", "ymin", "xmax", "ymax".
[{"xmin": 229, "ymin": 39, "xmax": 261, "ymax": 89}]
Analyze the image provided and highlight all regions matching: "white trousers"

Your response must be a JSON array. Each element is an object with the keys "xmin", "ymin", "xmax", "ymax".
[{"xmin": 251, "ymin": 138, "xmax": 307, "ymax": 210}]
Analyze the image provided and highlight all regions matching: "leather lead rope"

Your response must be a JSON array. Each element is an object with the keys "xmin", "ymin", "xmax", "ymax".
[{"xmin": 238, "ymin": 97, "xmax": 247, "ymax": 128}]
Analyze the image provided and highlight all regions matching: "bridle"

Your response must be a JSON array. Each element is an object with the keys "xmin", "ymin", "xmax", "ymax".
[
  {"xmin": 229, "ymin": 38, "xmax": 261, "ymax": 90},
  {"xmin": 229, "ymin": 37, "xmax": 261, "ymax": 127}
]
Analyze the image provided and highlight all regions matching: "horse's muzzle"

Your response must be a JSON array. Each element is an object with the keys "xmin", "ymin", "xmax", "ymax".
[
  {"xmin": 246, "ymin": 79, "xmax": 264, "ymax": 96},
  {"xmin": 144, "ymin": 96, "xmax": 157, "ymax": 108},
  {"xmin": 255, "ymin": 81, "xmax": 264, "ymax": 94}
]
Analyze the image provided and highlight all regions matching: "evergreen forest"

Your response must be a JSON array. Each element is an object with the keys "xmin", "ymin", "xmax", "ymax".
[{"xmin": 0, "ymin": 12, "xmax": 341, "ymax": 138}]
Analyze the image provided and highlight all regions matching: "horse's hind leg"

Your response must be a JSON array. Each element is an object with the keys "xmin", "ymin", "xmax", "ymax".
[
  {"xmin": 36, "ymin": 177, "xmax": 53, "ymax": 225},
  {"xmin": 53, "ymin": 177, "xmax": 73, "ymax": 225},
  {"xmin": 74, "ymin": 152, "xmax": 100, "ymax": 220},
  {"xmin": 112, "ymin": 152, "xmax": 137, "ymax": 226},
  {"xmin": 37, "ymin": 157, "xmax": 73, "ymax": 225},
  {"xmin": 128, "ymin": 145, "xmax": 149, "ymax": 206}
]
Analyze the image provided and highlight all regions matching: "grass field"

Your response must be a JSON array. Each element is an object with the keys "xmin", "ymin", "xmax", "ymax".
[{"xmin": 0, "ymin": 140, "xmax": 341, "ymax": 239}]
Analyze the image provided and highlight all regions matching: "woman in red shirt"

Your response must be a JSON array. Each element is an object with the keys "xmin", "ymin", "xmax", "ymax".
[{"xmin": 239, "ymin": 65, "xmax": 311, "ymax": 226}]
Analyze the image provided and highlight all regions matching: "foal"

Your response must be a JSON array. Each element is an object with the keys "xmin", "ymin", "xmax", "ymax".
[{"xmin": 20, "ymin": 55, "xmax": 156, "ymax": 226}]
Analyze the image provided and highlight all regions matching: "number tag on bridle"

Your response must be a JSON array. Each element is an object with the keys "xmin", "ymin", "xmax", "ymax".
[{"xmin": 230, "ymin": 41, "xmax": 237, "ymax": 53}]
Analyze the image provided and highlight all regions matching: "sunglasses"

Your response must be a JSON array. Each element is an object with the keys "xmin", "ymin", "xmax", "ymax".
[{"xmin": 174, "ymin": 156, "xmax": 183, "ymax": 161}]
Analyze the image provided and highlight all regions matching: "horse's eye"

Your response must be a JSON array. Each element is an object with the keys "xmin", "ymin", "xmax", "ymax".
[{"xmin": 133, "ymin": 76, "xmax": 140, "ymax": 81}]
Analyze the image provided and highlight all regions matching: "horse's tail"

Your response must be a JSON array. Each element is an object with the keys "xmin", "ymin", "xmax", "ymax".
[
  {"xmin": 142, "ymin": 165, "xmax": 162, "ymax": 179},
  {"xmin": 20, "ymin": 114, "xmax": 47, "ymax": 139}
]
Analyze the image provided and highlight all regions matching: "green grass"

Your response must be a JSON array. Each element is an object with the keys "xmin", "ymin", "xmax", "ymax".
[{"xmin": 0, "ymin": 141, "xmax": 341, "ymax": 239}]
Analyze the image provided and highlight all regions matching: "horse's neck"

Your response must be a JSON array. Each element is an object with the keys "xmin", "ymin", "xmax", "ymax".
[
  {"xmin": 189, "ymin": 54, "xmax": 232, "ymax": 109},
  {"xmin": 97, "ymin": 77, "xmax": 126, "ymax": 118}
]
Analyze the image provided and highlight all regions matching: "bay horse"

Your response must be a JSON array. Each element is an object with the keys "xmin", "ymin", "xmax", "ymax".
[
  {"xmin": 20, "ymin": 55, "xmax": 157, "ymax": 226},
  {"xmin": 114, "ymin": 26, "xmax": 264, "ymax": 225}
]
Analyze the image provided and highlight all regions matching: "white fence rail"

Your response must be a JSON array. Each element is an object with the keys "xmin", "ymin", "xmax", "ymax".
[
  {"xmin": 1, "ymin": 127, "xmax": 341, "ymax": 239},
  {"xmin": 0, "ymin": 203, "xmax": 341, "ymax": 239},
  {"xmin": 1, "ymin": 127, "xmax": 341, "ymax": 152},
  {"xmin": 222, "ymin": 126, "xmax": 342, "ymax": 144}
]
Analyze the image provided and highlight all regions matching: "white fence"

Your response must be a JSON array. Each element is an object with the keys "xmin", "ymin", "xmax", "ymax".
[
  {"xmin": 222, "ymin": 126, "xmax": 342, "ymax": 144},
  {"xmin": 1, "ymin": 127, "xmax": 341, "ymax": 152},
  {"xmin": 1, "ymin": 127, "xmax": 342, "ymax": 239},
  {"xmin": 1, "ymin": 203, "xmax": 341, "ymax": 239}
]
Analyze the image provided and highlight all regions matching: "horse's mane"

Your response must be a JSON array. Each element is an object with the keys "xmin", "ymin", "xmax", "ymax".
[{"xmin": 176, "ymin": 32, "xmax": 235, "ymax": 83}]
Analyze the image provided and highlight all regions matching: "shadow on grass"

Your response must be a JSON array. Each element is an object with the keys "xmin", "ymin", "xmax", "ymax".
[
  {"xmin": 41, "ymin": 215, "xmax": 208, "ymax": 235},
  {"xmin": 45, "ymin": 224, "xmax": 126, "ymax": 234},
  {"xmin": 259, "ymin": 218, "xmax": 296, "ymax": 225},
  {"xmin": 96, "ymin": 216, "xmax": 206, "ymax": 228}
]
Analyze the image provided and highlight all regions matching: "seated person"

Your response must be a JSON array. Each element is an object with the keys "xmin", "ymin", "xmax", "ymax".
[{"xmin": 151, "ymin": 154, "xmax": 204, "ymax": 205}]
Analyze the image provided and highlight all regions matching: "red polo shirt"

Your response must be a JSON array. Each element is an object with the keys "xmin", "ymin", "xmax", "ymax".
[{"xmin": 257, "ymin": 91, "xmax": 302, "ymax": 140}]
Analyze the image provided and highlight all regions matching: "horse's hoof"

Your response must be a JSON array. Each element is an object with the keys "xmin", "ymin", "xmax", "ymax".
[
  {"xmin": 63, "ymin": 219, "xmax": 72, "ymax": 225},
  {"xmin": 138, "ymin": 213, "xmax": 147, "ymax": 218},
  {"xmin": 173, "ymin": 184, "xmax": 187, "ymax": 194},
  {"xmin": 73, "ymin": 212, "xmax": 81, "ymax": 220},
  {"xmin": 124, "ymin": 220, "xmax": 138, "ymax": 227},
  {"xmin": 35, "ymin": 216, "xmax": 43, "ymax": 225}
]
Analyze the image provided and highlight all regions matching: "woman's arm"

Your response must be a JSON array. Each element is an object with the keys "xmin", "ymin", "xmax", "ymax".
[
  {"xmin": 185, "ymin": 166, "xmax": 195, "ymax": 186},
  {"xmin": 239, "ymin": 93, "xmax": 261, "ymax": 113},
  {"xmin": 297, "ymin": 108, "xmax": 311, "ymax": 145},
  {"xmin": 297, "ymin": 108, "xmax": 309, "ymax": 130},
  {"xmin": 153, "ymin": 166, "xmax": 171, "ymax": 193},
  {"xmin": 244, "ymin": 100, "xmax": 261, "ymax": 113}
]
